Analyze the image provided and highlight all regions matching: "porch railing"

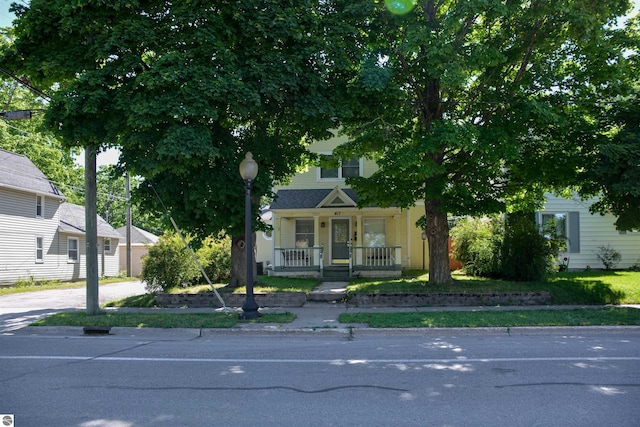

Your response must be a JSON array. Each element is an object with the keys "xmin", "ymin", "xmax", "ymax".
[
  {"xmin": 354, "ymin": 246, "xmax": 400, "ymax": 268},
  {"xmin": 275, "ymin": 246, "xmax": 323, "ymax": 269}
]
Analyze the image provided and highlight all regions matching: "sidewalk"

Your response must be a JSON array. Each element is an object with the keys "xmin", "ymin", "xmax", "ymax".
[{"xmin": 3, "ymin": 280, "xmax": 639, "ymax": 336}]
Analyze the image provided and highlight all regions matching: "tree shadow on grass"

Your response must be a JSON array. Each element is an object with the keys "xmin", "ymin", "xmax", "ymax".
[{"xmin": 549, "ymin": 277, "xmax": 626, "ymax": 305}]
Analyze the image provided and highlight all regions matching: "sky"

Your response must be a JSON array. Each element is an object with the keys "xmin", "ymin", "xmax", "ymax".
[{"xmin": 0, "ymin": 0, "xmax": 638, "ymax": 166}]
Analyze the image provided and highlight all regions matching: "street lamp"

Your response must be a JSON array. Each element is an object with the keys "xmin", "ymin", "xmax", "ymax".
[{"xmin": 239, "ymin": 152, "xmax": 260, "ymax": 319}]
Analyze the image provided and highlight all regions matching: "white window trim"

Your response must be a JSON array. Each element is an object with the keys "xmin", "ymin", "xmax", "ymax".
[
  {"xmin": 67, "ymin": 237, "xmax": 79, "ymax": 263},
  {"xmin": 104, "ymin": 238, "xmax": 111, "ymax": 254},
  {"xmin": 317, "ymin": 153, "xmax": 364, "ymax": 182},
  {"xmin": 35, "ymin": 194, "xmax": 44, "ymax": 218},
  {"xmin": 35, "ymin": 236, "xmax": 44, "ymax": 263}
]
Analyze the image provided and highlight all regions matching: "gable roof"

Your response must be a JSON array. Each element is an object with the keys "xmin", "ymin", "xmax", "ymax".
[
  {"xmin": 58, "ymin": 202, "xmax": 122, "ymax": 238},
  {"xmin": 0, "ymin": 148, "xmax": 65, "ymax": 199},
  {"xmin": 271, "ymin": 188, "xmax": 360, "ymax": 210},
  {"xmin": 116, "ymin": 225, "xmax": 159, "ymax": 244}
]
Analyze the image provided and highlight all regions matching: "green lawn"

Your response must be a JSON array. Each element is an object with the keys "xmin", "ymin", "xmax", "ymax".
[
  {"xmin": 340, "ymin": 307, "xmax": 640, "ymax": 328},
  {"xmin": 348, "ymin": 270, "xmax": 640, "ymax": 305},
  {"xmin": 32, "ymin": 311, "xmax": 296, "ymax": 329}
]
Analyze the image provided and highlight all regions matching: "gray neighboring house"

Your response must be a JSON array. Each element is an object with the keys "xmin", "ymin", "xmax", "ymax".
[
  {"xmin": 0, "ymin": 148, "xmax": 121, "ymax": 284},
  {"xmin": 116, "ymin": 225, "xmax": 159, "ymax": 277}
]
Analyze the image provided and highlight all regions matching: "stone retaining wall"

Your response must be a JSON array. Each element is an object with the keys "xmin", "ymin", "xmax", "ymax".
[
  {"xmin": 349, "ymin": 292, "xmax": 551, "ymax": 307},
  {"xmin": 155, "ymin": 292, "xmax": 307, "ymax": 308},
  {"xmin": 156, "ymin": 291, "xmax": 551, "ymax": 308}
]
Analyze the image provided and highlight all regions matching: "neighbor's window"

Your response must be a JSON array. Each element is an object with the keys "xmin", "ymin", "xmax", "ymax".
[
  {"xmin": 363, "ymin": 219, "xmax": 386, "ymax": 247},
  {"xmin": 319, "ymin": 156, "xmax": 361, "ymax": 180},
  {"xmin": 295, "ymin": 219, "xmax": 314, "ymax": 247},
  {"xmin": 36, "ymin": 237, "xmax": 44, "ymax": 263},
  {"xmin": 104, "ymin": 238, "xmax": 111, "ymax": 253},
  {"xmin": 36, "ymin": 195, "xmax": 43, "ymax": 218},
  {"xmin": 541, "ymin": 213, "xmax": 567, "ymax": 239},
  {"xmin": 67, "ymin": 237, "xmax": 79, "ymax": 263}
]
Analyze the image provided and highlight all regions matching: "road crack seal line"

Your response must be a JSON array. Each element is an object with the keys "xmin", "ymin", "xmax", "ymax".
[
  {"xmin": 79, "ymin": 384, "xmax": 409, "ymax": 394},
  {"xmin": 495, "ymin": 382, "xmax": 640, "ymax": 389}
]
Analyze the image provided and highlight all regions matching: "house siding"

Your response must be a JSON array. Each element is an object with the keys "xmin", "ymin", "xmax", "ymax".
[
  {"xmin": 0, "ymin": 188, "xmax": 65, "ymax": 283},
  {"xmin": 0, "ymin": 187, "xmax": 121, "ymax": 284},
  {"xmin": 541, "ymin": 194, "xmax": 640, "ymax": 270}
]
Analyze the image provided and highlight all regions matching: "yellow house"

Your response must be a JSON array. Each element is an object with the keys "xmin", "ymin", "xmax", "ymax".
[{"xmin": 260, "ymin": 134, "xmax": 429, "ymax": 279}]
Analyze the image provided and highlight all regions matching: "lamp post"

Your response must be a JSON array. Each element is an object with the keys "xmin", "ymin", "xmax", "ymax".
[{"xmin": 239, "ymin": 152, "xmax": 260, "ymax": 319}]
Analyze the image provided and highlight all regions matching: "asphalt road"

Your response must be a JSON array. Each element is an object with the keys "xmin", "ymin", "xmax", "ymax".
[{"xmin": 1, "ymin": 328, "xmax": 638, "ymax": 426}]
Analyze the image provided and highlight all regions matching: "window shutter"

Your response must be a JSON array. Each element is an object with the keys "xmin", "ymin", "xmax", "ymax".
[{"xmin": 569, "ymin": 212, "xmax": 580, "ymax": 253}]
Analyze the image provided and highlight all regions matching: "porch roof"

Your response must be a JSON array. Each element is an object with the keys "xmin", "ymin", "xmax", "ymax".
[{"xmin": 271, "ymin": 188, "xmax": 360, "ymax": 210}]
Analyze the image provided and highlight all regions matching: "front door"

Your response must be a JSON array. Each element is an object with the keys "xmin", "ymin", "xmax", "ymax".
[{"xmin": 331, "ymin": 219, "xmax": 350, "ymax": 264}]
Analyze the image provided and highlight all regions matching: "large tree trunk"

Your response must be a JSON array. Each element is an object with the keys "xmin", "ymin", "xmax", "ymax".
[
  {"xmin": 425, "ymin": 200, "xmax": 453, "ymax": 285},
  {"xmin": 227, "ymin": 234, "xmax": 257, "ymax": 288}
]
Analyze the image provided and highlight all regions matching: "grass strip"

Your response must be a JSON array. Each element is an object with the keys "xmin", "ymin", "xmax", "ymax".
[
  {"xmin": 31, "ymin": 312, "xmax": 295, "ymax": 329},
  {"xmin": 339, "ymin": 307, "xmax": 640, "ymax": 328}
]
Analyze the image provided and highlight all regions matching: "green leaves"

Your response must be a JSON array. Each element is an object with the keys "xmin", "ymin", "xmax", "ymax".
[{"xmin": 3, "ymin": 0, "xmax": 347, "ymax": 240}]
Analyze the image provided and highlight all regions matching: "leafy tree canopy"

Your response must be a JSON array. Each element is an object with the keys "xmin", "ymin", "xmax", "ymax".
[
  {"xmin": 2, "ymin": 0, "xmax": 356, "ymax": 239},
  {"xmin": 580, "ymin": 91, "xmax": 640, "ymax": 230},
  {"xmin": 332, "ymin": 0, "xmax": 638, "ymax": 283}
]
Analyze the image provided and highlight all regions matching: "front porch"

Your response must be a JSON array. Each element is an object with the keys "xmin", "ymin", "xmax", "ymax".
[{"xmin": 269, "ymin": 244, "xmax": 402, "ymax": 279}]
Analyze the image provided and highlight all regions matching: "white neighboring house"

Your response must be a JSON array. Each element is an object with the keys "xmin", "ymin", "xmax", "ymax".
[
  {"xmin": 0, "ymin": 148, "xmax": 121, "ymax": 284},
  {"xmin": 116, "ymin": 225, "xmax": 159, "ymax": 277},
  {"xmin": 538, "ymin": 193, "xmax": 640, "ymax": 270}
]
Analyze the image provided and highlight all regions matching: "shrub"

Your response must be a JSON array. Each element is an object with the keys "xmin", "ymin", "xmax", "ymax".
[
  {"xmin": 142, "ymin": 233, "xmax": 232, "ymax": 293},
  {"xmin": 451, "ymin": 213, "xmax": 560, "ymax": 281},
  {"xmin": 596, "ymin": 245, "xmax": 622, "ymax": 270},
  {"xmin": 198, "ymin": 235, "xmax": 232, "ymax": 283},
  {"xmin": 142, "ymin": 233, "xmax": 200, "ymax": 293},
  {"xmin": 501, "ymin": 213, "xmax": 556, "ymax": 281},
  {"xmin": 450, "ymin": 217, "xmax": 502, "ymax": 278}
]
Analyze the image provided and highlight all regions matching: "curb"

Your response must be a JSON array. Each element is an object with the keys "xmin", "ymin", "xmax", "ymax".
[{"xmin": 9, "ymin": 324, "xmax": 640, "ymax": 339}]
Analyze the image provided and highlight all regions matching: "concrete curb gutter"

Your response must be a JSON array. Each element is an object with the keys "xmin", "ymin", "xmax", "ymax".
[{"xmin": 8, "ymin": 324, "xmax": 640, "ymax": 339}]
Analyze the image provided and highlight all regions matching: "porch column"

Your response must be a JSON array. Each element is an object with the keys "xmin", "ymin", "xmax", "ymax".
[
  {"xmin": 274, "ymin": 214, "xmax": 282, "ymax": 268},
  {"xmin": 356, "ymin": 214, "xmax": 363, "ymax": 266},
  {"xmin": 313, "ymin": 215, "xmax": 320, "ymax": 266}
]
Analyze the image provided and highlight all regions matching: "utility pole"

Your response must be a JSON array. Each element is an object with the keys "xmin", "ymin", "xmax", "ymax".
[
  {"xmin": 126, "ymin": 174, "xmax": 132, "ymax": 277},
  {"xmin": 85, "ymin": 146, "xmax": 100, "ymax": 315}
]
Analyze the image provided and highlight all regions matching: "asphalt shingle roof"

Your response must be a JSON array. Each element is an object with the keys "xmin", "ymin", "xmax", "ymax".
[
  {"xmin": 0, "ymin": 148, "xmax": 65, "ymax": 198},
  {"xmin": 116, "ymin": 225, "xmax": 159, "ymax": 244},
  {"xmin": 59, "ymin": 202, "xmax": 122, "ymax": 239},
  {"xmin": 270, "ymin": 189, "xmax": 360, "ymax": 209}
]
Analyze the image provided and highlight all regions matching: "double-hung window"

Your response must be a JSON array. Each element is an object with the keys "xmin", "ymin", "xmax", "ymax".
[
  {"xmin": 363, "ymin": 219, "xmax": 386, "ymax": 247},
  {"xmin": 319, "ymin": 155, "xmax": 361, "ymax": 180},
  {"xmin": 295, "ymin": 219, "xmax": 314, "ymax": 248},
  {"xmin": 35, "ymin": 195, "xmax": 44, "ymax": 218},
  {"xmin": 539, "ymin": 212, "xmax": 580, "ymax": 253},
  {"xmin": 67, "ymin": 237, "xmax": 79, "ymax": 263},
  {"xmin": 35, "ymin": 237, "xmax": 44, "ymax": 263}
]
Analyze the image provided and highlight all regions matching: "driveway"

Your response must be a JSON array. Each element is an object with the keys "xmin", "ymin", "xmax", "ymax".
[{"xmin": 0, "ymin": 281, "xmax": 147, "ymax": 332}]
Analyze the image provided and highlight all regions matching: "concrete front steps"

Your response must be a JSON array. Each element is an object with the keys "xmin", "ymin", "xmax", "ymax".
[{"xmin": 307, "ymin": 281, "xmax": 348, "ymax": 302}]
